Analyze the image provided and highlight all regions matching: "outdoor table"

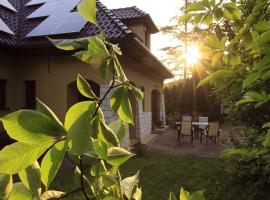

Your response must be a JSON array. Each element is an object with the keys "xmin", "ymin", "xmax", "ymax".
[{"xmin": 175, "ymin": 121, "xmax": 209, "ymax": 139}]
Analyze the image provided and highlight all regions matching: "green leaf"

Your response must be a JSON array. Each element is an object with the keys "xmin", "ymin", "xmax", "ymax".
[
  {"xmin": 197, "ymin": 70, "xmax": 234, "ymax": 88},
  {"xmin": 0, "ymin": 174, "xmax": 12, "ymax": 200},
  {"xmin": 203, "ymin": 13, "xmax": 213, "ymax": 25},
  {"xmin": 1, "ymin": 110, "xmax": 60, "ymax": 143},
  {"xmin": 129, "ymin": 85, "xmax": 144, "ymax": 102},
  {"xmin": 180, "ymin": 188, "xmax": 191, "ymax": 200},
  {"xmin": 187, "ymin": 4, "xmax": 206, "ymax": 11},
  {"xmin": 91, "ymin": 160, "xmax": 107, "ymax": 177},
  {"xmin": 18, "ymin": 161, "xmax": 41, "ymax": 198},
  {"xmin": 235, "ymin": 98, "xmax": 256, "ymax": 106},
  {"xmin": 41, "ymin": 141, "xmax": 68, "ymax": 188},
  {"xmin": 118, "ymin": 90, "xmax": 133, "ymax": 124},
  {"xmin": 261, "ymin": 70, "xmax": 270, "ymax": 80},
  {"xmin": 260, "ymin": 30, "xmax": 270, "ymax": 43},
  {"xmin": 212, "ymin": 52, "xmax": 224, "ymax": 65},
  {"xmin": 254, "ymin": 21, "xmax": 270, "ymax": 32},
  {"xmin": 77, "ymin": 0, "xmax": 97, "ymax": 25},
  {"xmin": 109, "ymin": 120, "xmax": 127, "ymax": 143},
  {"xmin": 99, "ymin": 121, "xmax": 120, "ymax": 147},
  {"xmin": 223, "ymin": 8, "xmax": 233, "ymax": 20},
  {"xmin": 101, "ymin": 174, "xmax": 118, "ymax": 187},
  {"xmin": 77, "ymin": 74, "xmax": 98, "ymax": 100},
  {"xmin": 191, "ymin": 191, "xmax": 205, "ymax": 200},
  {"xmin": 99, "ymin": 60, "xmax": 109, "ymax": 79},
  {"xmin": 205, "ymin": 35, "xmax": 221, "ymax": 49},
  {"xmin": 74, "ymin": 37, "xmax": 110, "ymax": 65},
  {"xmin": 40, "ymin": 190, "xmax": 65, "ymax": 200},
  {"xmin": 169, "ymin": 192, "xmax": 177, "ymax": 200},
  {"xmin": 36, "ymin": 98, "xmax": 66, "ymax": 135},
  {"xmin": 179, "ymin": 13, "xmax": 195, "ymax": 22},
  {"xmin": 132, "ymin": 187, "xmax": 142, "ymax": 200},
  {"xmin": 229, "ymin": 53, "xmax": 241, "ymax": 65},
  {"xmin": 110, "ymin": 87, "xmax": 133, "ymax": 124},
  {"xmin": 8, "ymin": 183, "xmax": 32, "ymax": 200},
  {"xmin": 242, "ymin": 72, "xmax": 261, "ymax": 88},
  {"xmin": 222, "ymin": 148, "xmax": 249, "ymax": 157},
  {"xmin": 121, "ymin": 171, "xmax": 139, "ymax": 200},
  {"xmin": 92, "ymin": 138, "xmax": 108, "ymax": 159},
  {"xmin": 262, "ymin": 122, "xmax": 270, "ymax": 129},
  {"xmin": 65, "ymin": 101, "xmax": 96, "ymax": 155},
  {"xmin": 110, "ymin": 87, "xmax": 125, "ymax": 113},
  {"xmin": 0, "ymin": 141, "xmax": 54, "ymax": 174},
  {"xmin": 49, "ymin": 37, "xmax": 89, "ymax": 51},
  {"xmin": 106, "ymin": 147, "xmax": 134, "ymax": 166},
  {"xmin": 254, "ymin": 56, "xmax": 270, "ymax": 69},
  {"xmin": 263, "ymin": 132, "xmax": 270, "ymax": 147}
]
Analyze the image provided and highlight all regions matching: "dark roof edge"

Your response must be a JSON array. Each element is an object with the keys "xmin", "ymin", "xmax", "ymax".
[
  {"xmin": 132, "ymin": 37, "xmax": 173, "ymax": 79},
  {"xmin": 98, "ymin": 1, "xmax": 134, "ymax": 38}
]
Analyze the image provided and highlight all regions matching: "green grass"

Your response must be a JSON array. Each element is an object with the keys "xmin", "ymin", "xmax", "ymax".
[{"xmin": 50, "ymin": 153, "xmax": 248, "ymax": 200}]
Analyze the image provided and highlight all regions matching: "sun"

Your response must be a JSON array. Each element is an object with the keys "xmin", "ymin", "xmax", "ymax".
[{"xmin": 186, "ymin": 45, "xmax": 201, "ymax": 66}]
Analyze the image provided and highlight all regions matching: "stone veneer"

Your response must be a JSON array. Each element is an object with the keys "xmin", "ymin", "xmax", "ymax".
[{"xmin": 99, "ymin": 85, "xmax": 166, "ymax": 147}]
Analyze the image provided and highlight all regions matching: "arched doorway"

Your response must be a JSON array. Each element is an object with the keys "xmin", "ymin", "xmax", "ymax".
[
  {"xmin": 67, "ymin": 79, "xmax": 100, "ymax": 108},
  {"xmin": 151, "ymin": 89, "xmax": 161, "ymax": 130}
]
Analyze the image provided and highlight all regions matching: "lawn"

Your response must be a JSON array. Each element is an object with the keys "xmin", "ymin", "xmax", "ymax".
[{"xmin": 50, "ymin": 152, "xmax": 248, "ymax": 200}]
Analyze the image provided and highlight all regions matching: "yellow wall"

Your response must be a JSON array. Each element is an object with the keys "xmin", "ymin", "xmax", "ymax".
[
  {"xmin": 129, "ymin": 24, "xmax": 146, "ymax": 44},
  {"xmin": 0, "ymin": 54, "xmax": 163, "ymax": 120}
]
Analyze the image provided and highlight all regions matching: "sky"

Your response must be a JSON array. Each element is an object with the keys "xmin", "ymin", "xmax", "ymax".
[{"xmin": 102, "ymin": 0, "xmax": 184, "ymax": 58}]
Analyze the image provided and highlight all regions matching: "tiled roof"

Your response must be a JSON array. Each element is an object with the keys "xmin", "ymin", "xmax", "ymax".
[
  {"xmin": 111, "ymin": 6, "xmax": 146, "ymax": 20},
  {"xmin": 111, "ymin": 6, "xmax": 159, "ymax": 33},
  {"xmin": 0, "ymin": 0, "xmax": 135, "ymax": 49}
]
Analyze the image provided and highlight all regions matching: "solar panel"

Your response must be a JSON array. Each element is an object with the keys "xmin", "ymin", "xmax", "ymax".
[
  {"xmin": 0, "ymin": 0, "xmax": 16, "ymax": 11},
  {"xmin": 26, "ymin": 0, "xmax": 88, "ymax": 37},
  {"xmin": 26, "ymin": 0, "xmax": 58, "ymax": 6},
  {"xmin": 0, "ymin": 18, "xmax": 14, "ymax": 34}
]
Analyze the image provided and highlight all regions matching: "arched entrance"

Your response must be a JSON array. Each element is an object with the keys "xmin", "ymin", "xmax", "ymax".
[
  {"xmin": 67, "ymin": 79, "xmax": 100, "ymax": 108},
  {"xmin": 151, "ymin": 89, "xmax": 161, "ymax": 130}
]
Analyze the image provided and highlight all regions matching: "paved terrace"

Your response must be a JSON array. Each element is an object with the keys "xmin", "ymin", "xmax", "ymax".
[{"xmin": 146, "ymin": 123, "xmax": 232, "ymax": 157}]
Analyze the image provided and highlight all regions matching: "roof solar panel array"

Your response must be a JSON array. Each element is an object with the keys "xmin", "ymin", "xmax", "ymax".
[
  {"xmin": 0, "ymin": 0, "xmax": 16, "ymax": 35},
  {"xmin": 26, "ymin": 0, "xmax": 87, "ymax": 37}
]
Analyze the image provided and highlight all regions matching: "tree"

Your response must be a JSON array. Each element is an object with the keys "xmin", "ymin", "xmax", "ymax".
[
  {"xmin": 182, "ymin": 0, "xmax": 270, "ymax": 198},
  {"xmin": 0, "ymin": 0, "xmax": 206, "ymax": 199}
]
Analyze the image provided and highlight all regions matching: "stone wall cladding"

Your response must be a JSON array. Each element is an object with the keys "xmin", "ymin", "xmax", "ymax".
[
  {"xmin": 100, "ymin": 85, "xmax": 130, "ymax": 148},
  {"xmin": 99, "ymin": 85, "xmax": 153, "ymax": 146}
]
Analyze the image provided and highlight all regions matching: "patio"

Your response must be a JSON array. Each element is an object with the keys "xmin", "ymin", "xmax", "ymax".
[{"xmin": 146, "ymin": 122, "xmax": 232, "ymax": 156}]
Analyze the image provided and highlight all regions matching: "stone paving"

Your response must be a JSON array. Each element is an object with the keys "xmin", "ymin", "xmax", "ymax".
[{"xmin": 146, "ymin": 127, "xmax": 231, "ymax": 157}]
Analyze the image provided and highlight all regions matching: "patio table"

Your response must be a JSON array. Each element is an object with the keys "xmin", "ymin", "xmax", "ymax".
[{"xmin": 175, "ymin": 121, "xmax": 209, "ymax": 139}]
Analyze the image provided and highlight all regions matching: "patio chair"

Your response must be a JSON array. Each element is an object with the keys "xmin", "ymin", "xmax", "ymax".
[
  {"xmin": 182, "ymin": 115, "xmax": 192, "ymax": 122},
  {"xmin": 198, "ymin": 117, "xmax": 208, "ymax": 130},
  {"xmin": 200, "ymin": 121, "xmax": 220, "ymax": 144},
  {"xmin": 178, "ymin": 121, "xmax": 193, "ymax": 144}
]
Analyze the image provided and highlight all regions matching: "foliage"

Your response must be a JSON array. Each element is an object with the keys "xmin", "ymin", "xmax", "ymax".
[
  {"xmin": 0, "ymin": 1, "xmax": 205, "ymax": 199},
  {"xmin": 182, "ymin": 0, "xmax": 270, "ymax": 197},
  {"xmin": 164, "ymin": 79, "xmax": 220, "ymax": 121}
]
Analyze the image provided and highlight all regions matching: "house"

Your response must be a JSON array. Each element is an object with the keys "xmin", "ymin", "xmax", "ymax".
[{"xmin": 0, "ymin": 0, "xmax": 173, "ymax": 147}]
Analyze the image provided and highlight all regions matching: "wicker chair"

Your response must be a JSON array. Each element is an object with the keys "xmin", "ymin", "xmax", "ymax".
[
  {"xmin": 200, "ymin": 121, "xmax": 220, "ymax": 144},
  {"xmin": 178, "ymin": 121, "xmax": 193, "ymax": 144}
]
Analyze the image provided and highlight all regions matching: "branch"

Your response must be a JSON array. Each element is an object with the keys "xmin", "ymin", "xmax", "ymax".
[
  {"xmin": 79, "ymin": 156, "xmax": 91, "ymax": 200},
  {"xmin": 92, "ymin": 70, "xmax": 116, "ymax": 118},
  {"xmin": 56, "ymin": 188, "xmax": 82, "ymax": 200},
  {"xmin": 83, "ymin": 158, "xmax": 101, "ymax": 172}
]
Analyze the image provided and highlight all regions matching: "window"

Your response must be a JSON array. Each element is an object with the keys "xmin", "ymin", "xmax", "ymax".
[
  {"xmin": 25, "ymin": 81, "xmax": 36, "ymax": 109},
  {"xmin": 0, "ymin": 80, "xmax": 7, "ymax": 109}
]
